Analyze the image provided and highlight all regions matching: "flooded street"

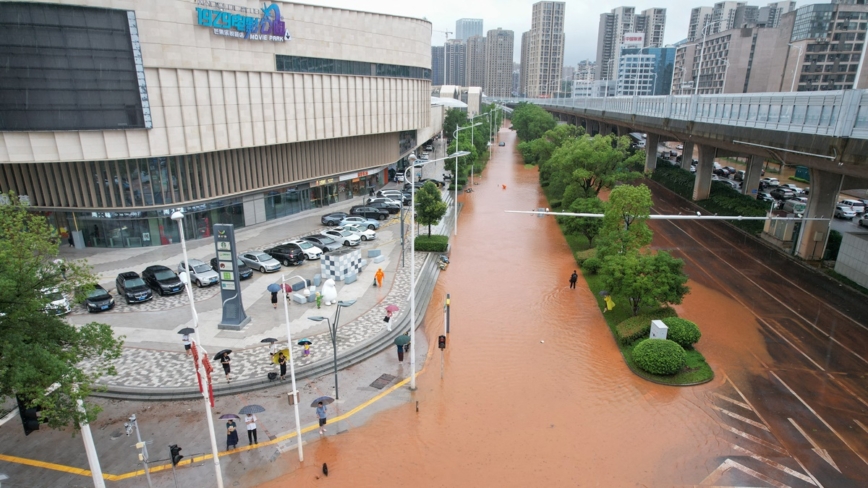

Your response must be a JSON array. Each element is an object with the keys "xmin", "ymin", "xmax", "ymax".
[{"xmin": 261, "ymin": 127, "xmax": 741, "ymax": 487}]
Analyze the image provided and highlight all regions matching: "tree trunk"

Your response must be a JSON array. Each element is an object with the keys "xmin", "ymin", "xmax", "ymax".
[{"xmin": 428, "ymin": 224, "xmax": 432, "ymax": 237}]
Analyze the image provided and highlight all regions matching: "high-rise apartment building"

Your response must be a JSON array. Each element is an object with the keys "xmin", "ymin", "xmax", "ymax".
[
  {"xmin": 485, "ymin": 28, "xmax": 515, "ymax": 97},
  {"xmin": 522, "ymin": 1, "xmax": 566, "ymax": 97},
  {"xmin": 688, "ymin": 1, "xmax": 795, "ymax": 41},
  {"xmin": 465, "ymin": 35, "xmax": 486, "ymax": 88},
  {"xmin": 576, "ymin": 60, "xmax": 596, "ymax": 81},
  {"xmin": 520, "ymin": 32, "xmax": 530, "ymax": 96},
  {"xmin": 444, "ymin": 39, "xmax": 466, "ymax": 85},
  {"xmin": 432, "ymin": 46, "xmax": 445, "ymax": 85},
  {"xmin": 595, "ymin": 6, "xmax": 667, "ymax": 81},
  {"xmin": 688, "ymin": 7, "xmax": 714, "ymax": 41},
  {"xmin": 456, "ymin": 18, "xmax": 483, "ymax": 41}
]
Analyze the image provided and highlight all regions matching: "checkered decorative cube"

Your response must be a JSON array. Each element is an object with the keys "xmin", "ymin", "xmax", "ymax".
[{"xmin": 321, "ymin": 249, "xmax": 364, "ymax": 281}]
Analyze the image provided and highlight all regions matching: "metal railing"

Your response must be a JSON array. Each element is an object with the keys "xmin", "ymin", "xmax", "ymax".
[{"xmin": 486, "ymin": 90, "xmax": 868, "ymax": 140}]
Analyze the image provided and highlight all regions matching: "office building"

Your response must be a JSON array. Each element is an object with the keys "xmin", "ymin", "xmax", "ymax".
[
  {"xmin": 465, "ymin": 35, "xmax": 486, "ymax": 88},
  {"xmin": 456, "ymin": 18, "xmax": 483, "ymax": 41},
  {"xmin": 616, "ymin": 44, "xmax": 675, "ymax": 96},
  {"xmin": 0, "ymin": 0, "xmax": 432, "ymax": 248},
  {"xmin": 484, "ymin": 28, "xmax": 515, "ymax": 97},
  {"xmin": 432, "ymin": 46, "xmax": 445, "ymax": 85},
  {"xmin": 595, "ymin": 6, "xmax": 667, "ymax": 81},
  {"xmin": 522, "ymin": 1, "xmax": 566, "ymax": 98},
  {"xmin": 576, "ymin": 60, "xmax": 596, "ymax": 81},
  {"xmin": 444, "ymin": 39, "xmax": 467, "ymax": 86}
]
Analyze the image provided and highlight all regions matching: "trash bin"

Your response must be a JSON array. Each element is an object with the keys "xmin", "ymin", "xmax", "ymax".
[{"xmin": 287, "ymin": 391, "xmax": 298, "ymax": 406}]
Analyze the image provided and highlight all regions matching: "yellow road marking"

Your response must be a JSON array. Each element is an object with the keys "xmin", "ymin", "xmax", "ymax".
[{"xmin": 1, "ymin": 368, "xmax": 421, "ymax": 482}]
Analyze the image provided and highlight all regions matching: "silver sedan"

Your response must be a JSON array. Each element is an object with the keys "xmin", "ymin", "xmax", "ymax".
[{"xmin": 239, "ymin": 251, "xmax": 281, "ymax": 273}]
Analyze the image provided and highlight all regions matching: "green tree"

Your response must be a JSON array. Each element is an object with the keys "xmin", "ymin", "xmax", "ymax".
[
  {"xmin": 595, "ymin": 184, "xmax": 654, "ymax": 259},
  {"xmin": 560, "ymin": 197, "xmax": 607, "ymax": 245},
  {"xmin": 510, "ymin": 103, "xmax": 557, "ymax": 141},
  {"xmin": 541, "ymin": 134, "xmax": 643, "ymax": 200},
  {"xmin": 601, "ymin": 251, "xmax": 690, "ymax": 316},
  {"xmin": 443, "ymin": 109, "xmax": 468, "ymax": 142},
  {"xmin": 520, "ymin": 124, "xmax": 583, "ymax": 167},
  {"xmin": 0, "ymin": 194, "xmax": 123, "ymax": 431},
  {"xmin": 447, "ymin": 135, "xmax": 479, "ymax": 181},
  {"xmin": 414, "ymin": 182, "xmax": 448, "ymax": 236}
]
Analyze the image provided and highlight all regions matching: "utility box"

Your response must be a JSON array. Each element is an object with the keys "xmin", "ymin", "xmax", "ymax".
[
  {"xmin": 287, "ymin": 391, "xmax": 298, "ymax": 406},
  {"xmin": 650, "ymin": 320, "xmax": 668, "ymax": 340}
]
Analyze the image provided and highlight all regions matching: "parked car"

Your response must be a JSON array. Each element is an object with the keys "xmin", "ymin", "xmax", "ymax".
[
  {"xmin": 835, "ymin": 204, "xmax": 857, "ymax": 220},
  {"xmin": 840, "ymin": 199, "xmax": 865, "ymax": 214},
  {"xmin": 713, "ymin": 178, "xmax": 740, "ymax": 190},
  {"xmin": 142, "ymin": 265, "xmax": 185, "ymax": 296},
  {"xmin": 734, "ymin": 170, "xmax": 746, "ymax": 181},
  {"xmin": 760, "ymin": 177, "xmax": 780, "ymax": 187},
  {"xmin": 676, "ymin": 144, "xmax": 683, "ymax": 150},
  {"xmin": 859, "ymin": 215, "xmax": 868, "ymax": 228},
  {"xmin": 419, "ymin": 178, "xmax": 445, "ymax": 188},
  {"xmin": 239, "ymin": 251, "xmax": 281, "ymax": 273},
  {"xmin": 179, "ymin": 259, "xmax": 219, "ymax": 287},
  {"xmin": 377, "ymin": 190, "xmax": 410, "ymax": 205},
  {"xmin": 498, "ymin": 141, "xmax": 505, "ymax": 146},
  {"xmin": 209, "ymin": 257, "xmax": 254, "ymax": 280},
  {"xmin": 78, "ymin": 284, "xmax": 115, "ymax": 313},
  {"xmin": 264, "ymin": 245, "xmax": 306, "ymax": 266},
  {"xmin": 284, "ymin": 240, "xmax": 323, "ymax": 260},
  {"xmin": 350, "ymin": 205, "xmax": 389, "ymax": 220},
  {"xmin": 321, "ymin": 212, "xmax": 349, "ymax": 226},
  {"xmin": 366, "ymin": 198, "xmax": 401, "ymax": 212},
  {"xmin": 782, "ymin": 199, "xmax": 807, "ymax": 214},
  {"xmin": 42, "ymin": 288, "xmax": 71, "ymax": 316},
  {"xmin": 115, "ymin": 271, "xmax": 153, "ymax": 304},
  {"xmin": 757, "ymin": 191, "xmax": 775, "ymax": 203},
  {"xmin": 425, "ymin": 144, "xmax": 433, "ymax": 151},
  {"xmin": 395, "ymin": 173, "xmax": 405, "ymax": 182},
  {"xmin": 770, "ymin": 187, "xmax": 795, "ymax": 200},
  {"xmin": 302, "ymin": 234, "xmax": 342, "ymax": 253},
  {"xmin": 339, "ymin": 224, "xmax": 376, "ymax": 241},
  {"xmin": 724, "ymin": 166, "xmax": 737, "ymax": 176},
  {"xmin": 403, "ymin": 182, "xmax": 425, "ymax": 192},
  {"xmin": 324, "ymin": 228, "xmax": 361, "ymax": 246},
  {"xmin": 340, "ymin": 216, "xmax": 380, "ymax": 230}
]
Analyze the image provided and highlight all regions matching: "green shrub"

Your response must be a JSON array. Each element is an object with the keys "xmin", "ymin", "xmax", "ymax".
[
  {"xmin": 632, "ymin": 339, "xmax": 686, "ymax": 375},
  {"xmin": 614, "ymin": 307, "xmax": 677, "ymax": 345},
  {"xmin": 582, "ymin": 256, "xmax": 602, "ymax": 274},
  {"xmin": 414, "ymin": 234, "xmax": 449, "ymax": 252},
  {"xmin": 661, "ymin": 317, "xmax": 701, "ymax": 348},
  {"xmin": 550, "ymin": 200, "xmax": 562, "ymax": 209},
  {"xmin": 574, "ymin": 249, "xmax": 596, "ymax": 265},
  {"xmin": 825, "ymin": 230, "xmax": 842, "ymax": 260}
]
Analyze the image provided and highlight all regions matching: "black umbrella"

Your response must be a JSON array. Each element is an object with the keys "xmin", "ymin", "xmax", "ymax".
[
  {"xmin": 219, "ymin": 414, "xmax": 240, "ymax": 420},
  {"xmin": 239, "ymin": 405, "xmax": 266, "ymax": 415},
  {"xmin": 310, "ymin": 396, "xmax": 334, "ymax": 408},
  {"xmin": 260, "ymin": 338, "xmax": 278, "ymax": 343},
  {"xmin": 177, "ymin": 327, "xmax": 195, "ymax": 335},
  {"xmin": 213, "ymin": 349, "xmax": 232, "ymax": 360}
]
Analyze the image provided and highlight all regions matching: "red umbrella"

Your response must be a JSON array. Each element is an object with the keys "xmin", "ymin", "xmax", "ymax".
[
  {"xmin": 282, "ymin": 283, "xmax": 293, "ymax": 292},
  {"xmin": 385, "ymin": 304, "xmax": 399, "ymax": 313}
]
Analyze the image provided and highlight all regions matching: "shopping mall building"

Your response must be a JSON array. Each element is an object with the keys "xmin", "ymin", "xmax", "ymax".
[{"xmin": 0, "ymin": 0, "xmax": 434, "ymax": 247}]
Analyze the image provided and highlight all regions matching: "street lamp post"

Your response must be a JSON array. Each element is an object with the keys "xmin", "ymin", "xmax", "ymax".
[
  {"xmin": 404, "ymin": 151, "xmax": 468, "ymax": 390},
  {"xmin": 126, "ymin": 414, "xmax": 153, "ymax": 488},
  {"xmin": 280, "ymin": 274, "xmax": 307, "ymax": 462},
  {"xmin": 308, "ymin": 300, "xmax": 355, "ymax": 399},
  {"xmin": 170, "ymin": 211, "xmax": 223, "ymax": 488},
  {"xmin": 452, "ymin": 122, "xmax": 482, "ymax": 236},
  {"xmin": 787, "ymin": 43, "xmax": 804, "ymax": 92}
]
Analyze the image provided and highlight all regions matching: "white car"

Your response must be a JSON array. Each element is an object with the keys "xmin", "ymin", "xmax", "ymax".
[
  {"xmin": 338, "ymin": 224, "xmax": 376, "ymax": 241},
  {"xmin": 239, "ymin": 251, "xmax": 282, "ymax": 273},
  {"xmin": 395, "ymin": 173, "xmax": 405, "ymax": 182},
  {"xmin": 340, "ymin": 216, "xmax": 380, "ymax": 230},
  {"xmin": 834, "ymin": 204, "xmax": 857, "ymax": 220},
  {"xmin": 179, "ymin": 258, "xmax": 219, "ymax": 287},
  {"xmin": 859, "ymin": 215, "xmax": 868, "ymax": 228},
  {"xmin": 676, "ymin": 144, "xmax": 683, "ymax": 150},
  {"xmin": 42, "ymin": 288, "xmax": 71, "ymax": 316},
  {"xmin": 286, "ymin": 239, "xmax": 323, "ymax": 260},
  {"xmin": 761, "ymin": 177, "xmax": 780, "ymax": 187},
  {"xmin": 324, "ymin": 228, "xmax": 361, "ymax": 246}
]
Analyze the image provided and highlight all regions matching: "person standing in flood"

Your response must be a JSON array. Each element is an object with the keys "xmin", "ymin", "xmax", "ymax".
[{"xmin": 569, "ymin": 270, "xmax": 578, "ymax": 289}]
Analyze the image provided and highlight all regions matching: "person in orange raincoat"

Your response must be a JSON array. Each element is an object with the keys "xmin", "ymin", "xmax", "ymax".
[{"xmin": 374, "ymin": 268, "xmax": 385, "ymax": 287}]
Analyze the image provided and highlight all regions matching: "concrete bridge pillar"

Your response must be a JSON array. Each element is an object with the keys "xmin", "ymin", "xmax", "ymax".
[
  {"xmin": 617, "ymin": 126, "xmax": 630, "ymax": 138},
  {"xmin": 590, "ymin": 121, "xmax": 600, "ymax": 136},
  {"xmin": 795, "ymin": 168, "xmax": 844, "ymax": 260},
  {"xmin": 693, "ymin": 144, "xmax": 715, "ymax": 201},
  {"xmin": 742, "ymin": 155, "xmax": 764, "ymax": 197},
  {"xmin": 645, "ymin": 133, "xmax": 661, "ymax": 172},
  {"xmin": 599, "ymin": 124, "xmax": 612, "ymax": 136},
  {"xmin": 680, "ymin": 141, "xmax": 695, "ymax": 171}
]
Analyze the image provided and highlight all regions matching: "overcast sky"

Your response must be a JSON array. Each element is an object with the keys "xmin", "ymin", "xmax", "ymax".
[{"xmin": 305, "ymin": 0, "xmax": 697, "ymax": 64}]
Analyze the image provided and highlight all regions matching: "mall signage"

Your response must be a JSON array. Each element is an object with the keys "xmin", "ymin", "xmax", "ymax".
[{"xmin": 195, "ymin": 1, "xmax": 291, "ymax": 42}]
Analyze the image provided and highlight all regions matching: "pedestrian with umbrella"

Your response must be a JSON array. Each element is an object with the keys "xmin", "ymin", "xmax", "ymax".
[
  {"xmin": 261, "ymin": 338, "xmax": 278, "ymax": 360},
  {"xmin": 220, "ymin": 414, "xmax": 240, "ymax": 450},
  {"xmin": 395, "ymin": 334, "xmax": 410, "ymax": 362},
  {"xmin": 215, "ymin": 349, "xmax": 232, "ymax": 383},
  {"xmin": 298, "ymin": 338, "xmax": 312, "ymax": 357},
  {"xmin": 239, "ymin": 405, "xmax": 265, "ymax": 445},
  {"xmin": 178, "ymin": 327, "xmax": 194, "ymax": 356},
  {"xmin": 267, "ymin": 283, "xmax": 281, "ymax": 309},
  {"xmin": 311, "ymin": 397, "xmax": 334, "ymax": 435},
  {"xmin": 384, "ymin": 304, "xmax": 398, "ymax": 332}
]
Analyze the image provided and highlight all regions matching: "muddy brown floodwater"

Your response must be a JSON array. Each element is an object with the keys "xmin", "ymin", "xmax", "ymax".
[{"xmin": 261, "ymin": 126, "xmax": 739, "ymax": 487}]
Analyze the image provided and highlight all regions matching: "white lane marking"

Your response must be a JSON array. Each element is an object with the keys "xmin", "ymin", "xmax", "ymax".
[
  {"xmin": 731, "ymin": 443, "xmax": 818, "ymax": 484},
  {"xmin": 713, "ymin": 392, "xmax": 753, "ymax": 411},
  {"xmin": 825, "ymin": 374, "xmax": 868, "ymax": 410},
  {"xmin": 700, "ymin": 458, "xmax": 792, "ymax": 488},
  {"xmin": 711, "ymin": 404, "xmax": 771, "ymax": 431},
  {"xmin": 719, "ymin": 423, "xmax": 789, "ymax": 455},
  {"xmin": 788, "ymin": 418, "xmax": 841, "ymax": 473},
  {"xmin": 854, "ymin": 419, "xmax": 868, "ymax": 435},
  {"xmin": 771, "ymin": 371, "xmax": 868, "ymax": 467},
  {"xmin": 0, "ymin": 409, "xmax": 18, "ymax": 427}
]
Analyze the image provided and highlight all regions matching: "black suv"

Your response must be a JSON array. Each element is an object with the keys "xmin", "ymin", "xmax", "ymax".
[
  {"xmin": 365, "ymin": 201, "xmax": 400, "ymax": 214},
  {"xmin": 770, "ymin": 187, "xmax": 795, "ymax": 200},
  {"xmin": 264, "ymin": 245, "xmax": 305, "ymax": 266},
  {"xmin": 209, "ymin": 257, "xmax": 254, "ymax": 280},
  {"xmin": 115, "ymin": 271, "xmax": 153, "ymax": 304},
  {"xmin": 142, "ymin": 265, "xmax": 185, "ymax": 296},
  {"xmin": 350, "ymin": 206, "xmax": 389, "ymax": 220}
]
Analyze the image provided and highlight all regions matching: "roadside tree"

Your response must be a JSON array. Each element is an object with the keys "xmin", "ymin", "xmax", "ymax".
[
  {"xmin": 0, "ymin": 194, "xmax": 123, "ymax": 431},
  {"xmin": 443, "ymin": 109, "xmax": 468, "ymax": 142},
  {"xmin": 542, "ymin": 134, "xmax": 643, "ymax": 200},
  {"xmin": 595, "ymin": 184, "xmax": 654, "ymax": 259},
  {"xmin": 415, "ymin": 182, "xmax": 448, "ymax": 236},
  {"xmin": 601, "ymin": 250, "xmax": 690, "ymax": 316},
  {"xmin": 559, "ymin": 197, "xmax": 607, "ymax": 246},
  {"xmin": 520, "ymin": 124, "xmax": 583, "ymax": 167},
  {"xmin": 511, "ymin": 103, "xmax": 557, "ymax": 141}
]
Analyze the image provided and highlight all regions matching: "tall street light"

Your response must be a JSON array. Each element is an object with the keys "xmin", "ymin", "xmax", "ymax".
[
  {"xmin": 308, "ymin": 299, "xmax": 356, "ymax": 400},
  {"xmin": 452, "ymin": 122, "xmax": 482, "ymax": 236},
  {"xmin": 281, "ymin": 274, "xmax": 308, "ymax": 462},
  {"xmin": 787, "ymin": 43, "xmax": 804, "ymax": 92},
  {"xmin": 170, "ymin": 211, "xmax": 223, "ymax": 488},
  {"xmin": 405, "ymin": 151, "xmax": 468, "ymax": 390}
]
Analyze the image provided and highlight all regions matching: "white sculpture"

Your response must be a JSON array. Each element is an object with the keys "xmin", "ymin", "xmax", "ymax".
[{"xmin": 321, "ymin": 278, "xmax": 337, "ymax": 306}]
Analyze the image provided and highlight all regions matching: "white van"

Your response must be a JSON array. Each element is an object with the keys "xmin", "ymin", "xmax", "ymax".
[
  {"xmin": 782, "ymin": 199, "xmax": 806, "ymax": 215},
  {"xmin": 840, "ymin": 199, "xmax": 865, "ymax": 214}
]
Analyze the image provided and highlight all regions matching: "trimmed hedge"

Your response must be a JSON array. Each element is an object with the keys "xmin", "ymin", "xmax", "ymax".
[
  {"xmin": 582, "ymin": 256, "xmax": 602, "ymax": 274},
  {"xmin": 632, "ymin": 339, "xmax": 686, "ymax": 375},
  {"xmin": 614, "ymin": 307, "xmax": 677, "ymax": 345},
  {"xmin": 661, "ymin": 317, "xmax": 701, "ymax": 349},
  {"xmin": 414, "ymin": 234, "xmax": 449, "ymax": 252}
]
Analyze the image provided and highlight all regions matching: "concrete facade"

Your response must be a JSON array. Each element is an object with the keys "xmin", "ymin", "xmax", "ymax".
[
  {"xmin": 523, "ymin": 1, "xmax": 566, "ymax": 98},
  {"xmin": 456, "ymin": 18, "xmax": 483, "ymax": 41},
  {"xmin": 465, "ymin": 35, "xmax": 487, "ymax": 89},
  {"xmin": 484, "ymin": 29, "xmax": 515, "ymax": 98},
  {"xmin": 444, "ymin": 39, "xmax": 467, "ymax": 86}
]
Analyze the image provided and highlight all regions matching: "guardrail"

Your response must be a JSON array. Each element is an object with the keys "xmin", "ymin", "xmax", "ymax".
[{"xmin": 486, "ymin": 90, "xmax": 868, "ymax": 140}]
